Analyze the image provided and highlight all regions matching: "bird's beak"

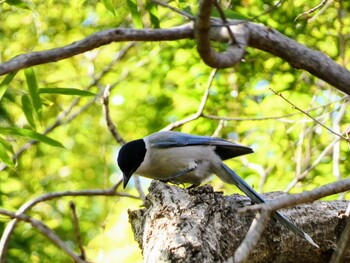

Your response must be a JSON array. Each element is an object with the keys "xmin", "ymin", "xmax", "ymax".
[{"xmin": 123, "ymin": 173, "xmax": 132, "ymax": 189}]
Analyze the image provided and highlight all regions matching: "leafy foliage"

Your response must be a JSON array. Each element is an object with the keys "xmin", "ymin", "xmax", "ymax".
[{"xmin": 0, "ymin": 0, "xmax": 349, "ymax": 262}]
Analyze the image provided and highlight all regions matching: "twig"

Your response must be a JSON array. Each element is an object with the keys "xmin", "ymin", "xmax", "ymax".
[
  {"xmin": 0, "ymin": 44, "xmax": 134, "ymax": 172},
  {"xmin": 133, "ymin": 175, "xmax": 146, "ymax": 202},
  {"xmin": 102, "ymin": 84, "xmax": 126, "ymax": 145},
  {"xmin": 0, "ymin": 209, "xmax": 87, "ymax": 263},
  {"xmin": 241, "ymin": 178, "xmax": 350, "ymax": 214},
  {"xmin": 269, "ymin": 88, "xmax": 349, "ymax": 142},
  {"xmin": 0, "ymin": 182, "xmax": 139, "ymax": 263},
  {"xmin": 284, "ymin": 137, "xmax": 340, "ymax": 192},
  {"xmin": 162, "ymin": 68, "xmax": 217, "ymax": 131},
  {"xmin": 202, "ymin": 95, "xmax": 348, "ymax": 123},
  {"xmin": 151, "ymin": 0, "xmax": 194, "ymax": 20},
  {"xmin": 69, "ymin": 201, "xmax": 86, "ymax": 261},
  {"xmin": 332, "ymin": 100, "xmax": 348, "ymax": 181},
  {"xmin": 295, "ymin": 0, "xmax": 328, "ymax": 21},
  {"xmin": 213, "ymin": 0, "xmax": 235, "ymax": 43},
  {"xmin": 295, "ymin": 116, "xmax": 308, "ymax": 178},
  {"xmin": 233, "ymin": 210, "xmax": 271, "ymax": 263},
  {"xmin": 212, "ymin": 119, "xmax": 225, "ymax": 137}
]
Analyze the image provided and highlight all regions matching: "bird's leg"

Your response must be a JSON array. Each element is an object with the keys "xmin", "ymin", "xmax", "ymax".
[{"xmin": 159, "ymin": 166, "xmax": 196, "ymax": 183}]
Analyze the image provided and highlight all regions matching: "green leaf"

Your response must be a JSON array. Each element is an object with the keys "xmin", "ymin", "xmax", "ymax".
[
  {"xmin": 24, "ymin": 68, "xmax": 42, "ymax": 121},
  {"xmin": 102, "ymin": 0, "xmax": 116, "ymax": 16},
  {"xmin": 5, "ymin": 0, "xmax": 30, "ymax": 10},
  {"xmin": 126, "ymin": 0, "xmax": 143, "ymax": 29},
  {"xmin": 0, "ymin": 147, "xmax": 14, "ymax": 168},
  {"xmin": 0, "ymin": 127, "xmax": 64, "ymax": 148},
  {"xmin": 0, "ymin": 137, "xmax": 15, "ymax": 154},
  {"xmin": 146, "ymin": 0, "xmax": 160, "ymax": 28},
  {"xmin": 0, "ymin": 72, "xmax": 17, "ymax": 101},
  {"xmin": 21, "ymin": 95, "xmax": 36, "ymax": 129},
  {"xmin": 38, "ymin": 88, "xmax": 96, "ymax": 97},
  {"xmin": 211, "ymin": 9, "xmax": 249, "ymax": 20},
  {"xmin": 0, "ymin": 137, "xmax": 15, "ymax": 167}
]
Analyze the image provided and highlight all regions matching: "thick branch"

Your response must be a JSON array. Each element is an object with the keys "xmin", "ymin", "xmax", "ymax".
[
  {"xmin": 0, "ymin": 25, "xmax": 193, "ymax": 76},
  {"xmin": 1, "ymin": 21, "xmax": 350, "ymax": 95},
  {"xmin": 129, "ymin": 181, "xmax": 349, "ymax": 262},
  {"xmin": 194, "ymin": 0, "xmax": 248, "ymax": 68},
  {"xmin": 246, "ymin": 22, "xmax": 350, "ymax": 95}
]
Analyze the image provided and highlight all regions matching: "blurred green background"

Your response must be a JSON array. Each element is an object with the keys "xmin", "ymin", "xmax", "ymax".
[{"xmin": 0, "ymin": 0, "xmax": 349, "ymax": 262}]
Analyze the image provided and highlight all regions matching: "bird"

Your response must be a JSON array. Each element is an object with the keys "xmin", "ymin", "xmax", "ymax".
[{"xmin": 117, "ymin": 131, "xmax": 318, "ymax": 247}]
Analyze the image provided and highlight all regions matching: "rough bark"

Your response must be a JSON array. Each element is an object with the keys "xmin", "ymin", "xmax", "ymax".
[{"xmin": 129, "ymin": 181, "xmax": 349, "ymax": 263}]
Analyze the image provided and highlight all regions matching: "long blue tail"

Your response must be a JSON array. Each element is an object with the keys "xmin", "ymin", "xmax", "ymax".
[{"xmin": 220, "ymin": 163, "xmax": 318, "ymax": 247}]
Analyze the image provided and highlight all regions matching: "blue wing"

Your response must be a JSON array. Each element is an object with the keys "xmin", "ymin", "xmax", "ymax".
[{"xmin": 147, "ymin": 131, "xmax": 253, "ymax": 160}]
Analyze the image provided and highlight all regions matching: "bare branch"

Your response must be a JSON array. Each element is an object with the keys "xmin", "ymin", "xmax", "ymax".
[
  {"xmin": 0, "ymin": 20, "xmax": 349, "ymax": 94},
  {"xmin": 242, "ymin": 178, "xmax": 350, "ymax": 214},
  {"xmin": 213, "ymin": 1, "xmax": 235, "ymax": 43},
  {"xmin": 102, "ymin": 84, "xmax": 126, "ymax": 145},
  {"xmin": 247, "ymin": 23, "xmax": 350, "ymax": 95},
  {"xmin": 152, "ymin": 0, "xmax": 194, "ymax": 20},
  {"xmin": 0, "ymin": 209, "xmax": 87, "ymax": 263},
  {"xmin": 332, "ymin": 100, "xmax": 348, "ymax": 181},
  {"xmin": 69, "ymin": 201, "xmax": 86, "ymax": 261},
  {"xmin": 133, "ymin": 175, "xmax": 146, "ymax": 202},
  {"xmin": 162, "ymin": 68, "xmax": 217, "ymax": 131},
  {"xmin": 295, "ymin": 0, "xmax": 328, "ymax": 21},
  {"xmin": 284, "ymin": 138, "xmax": 339, "ymax": 192},
  {"xmin": 0, "ymin": 25, "xmax": 193, "ymax": 76},
  {"xmin": 233, "ymin": 210, "xmax": 271, "ymax": 263},
  {"xmin": 195, "ymin": 0, "xmax": 248, "ymax": 68},
  {"xmin": 270, "ymin": 88, "xmax": 349, "ymax": 142},
  {"xmin": 0, "ymin": 184, "xmax": 139, "ymax": 263}
]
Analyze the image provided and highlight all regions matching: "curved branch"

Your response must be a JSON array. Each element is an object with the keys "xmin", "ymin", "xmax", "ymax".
[
  {"xmin": 0, "ymin": 25, "xmax": 193, "ymax": 76},
  {"xmin": 246, "ymin": 22, "xmax": 350, "ymax": 95},
  {"xmin": 0, "ymin": 184, "xmax": 139, "ymax": 263},
  {"xmin": 0, "ymin": 209, "xmax": 87, "ymax": 263},
  {"xmin": 0, "ymin": 21, "xmax": 349, "ymax": 94},
  {"xmin": 195, "ymin": 0, "xmax": 248, "ymax": 68}
]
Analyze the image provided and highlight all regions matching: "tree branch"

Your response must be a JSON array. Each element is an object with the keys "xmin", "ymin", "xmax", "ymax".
[
  {"xmin": 195, "ymin": 0, "xmax": 248, "ymax": 68},
  {"xmin": 129, "ymin": 181, "xmax": 349, "ymax": 262},
  {"xmin": 0, "ymin": 183, "xmax": 139, "ymax": 263},
  {"xmin": 0, "ymin": 209, "xmax": 88, "ymax": 263},
  {"xmin": 242, "ymin": 178, "xmax": 350, "ymax": 214},
  {"xmin": 0, "ymin": 25, "xmax": 194, "ymax": 76},
  {"xmin": 162, "ymin": 68, "xmax": 217, "ymax": 131},
  {"xmin": 1, "ymin": 22, "xmax": 349, "ymax": 94},
  {"xmin": 247, "ymin": 22, "xmax": 350, "ymax": 95}
]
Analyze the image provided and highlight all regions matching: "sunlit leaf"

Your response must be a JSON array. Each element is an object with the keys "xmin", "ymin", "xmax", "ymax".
[
  {"xmin": 0, "ymin": 72, "xmax": 17, "ymax": 101},
  {"xmin": 5, "ymin": 0, "xmax": 30, "ymax": 9},
  {"xmin": 24, "ymin": 68, "xmax": 42, "ymax": 121},
  {"xmin": 0, "ymin": 137, "xmax": 15, "ymax": 167},
  {"xmin": 102, "ymin": 0, "xmax": 116, "ymax": 16},
  {"xmin": 126, "ymin": 0, "xmax": 143, "ymax": 29},
  {"xmin": 38, "ymin": 88, "xmax": 96, "ymax": 96},
  {"xmin": 21, "ymin": 95, "xmax": 36, "ymax": 129},
  {"xmin": 0, "ymin": 127, "xmax": 64, "ymax": 148},
  {"xmin": 0, "ymin": 147, "xmax": 14, "ymax": 168},
  {"xmin": 146, "ymin": 0, "xmax": 160, "ymax": 28},
  {"xmin": 0, "ymin": 137, "xmax": 14, "ymax": 154}
]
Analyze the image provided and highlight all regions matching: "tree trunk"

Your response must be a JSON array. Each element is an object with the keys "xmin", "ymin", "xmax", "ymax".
[{"xmin": 129, "ymin": 181, "xmax": 349, "ymax": 262}]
